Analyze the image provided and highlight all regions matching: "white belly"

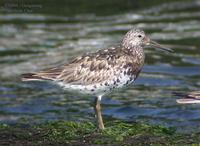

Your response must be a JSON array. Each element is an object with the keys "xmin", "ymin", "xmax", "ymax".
[{"xmin": 57, "ymin": 71, "xmax": 136, "ymax": 97}]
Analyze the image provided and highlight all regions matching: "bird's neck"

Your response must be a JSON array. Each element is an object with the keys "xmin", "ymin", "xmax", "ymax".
[
  {"xmin": 123, "ymin": 45, "xmax": 144, "ymax": 56},
  {"xmin": 122, "ymin": 45, "xmax": 145, "ymax": 67}
]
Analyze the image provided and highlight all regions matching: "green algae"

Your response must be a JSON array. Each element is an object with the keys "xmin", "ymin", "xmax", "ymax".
[{"xmin": 0, "ymin": 121, "xmax": 199, "ymax": 146}]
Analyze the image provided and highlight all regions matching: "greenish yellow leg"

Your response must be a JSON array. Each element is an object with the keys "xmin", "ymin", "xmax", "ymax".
[{"xmin": 94, "ymin": 96, "xmax": 105, "ymax": 130}]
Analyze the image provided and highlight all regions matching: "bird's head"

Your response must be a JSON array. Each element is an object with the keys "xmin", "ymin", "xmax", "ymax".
[{"xmin": 122, "ymin": 28, "xmax": 173, "ymax": 52}]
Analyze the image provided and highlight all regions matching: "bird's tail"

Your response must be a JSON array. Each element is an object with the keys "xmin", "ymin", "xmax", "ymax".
[{"xmin": 21, "ymin": 73, "xmax": 48, "ymax": 81}]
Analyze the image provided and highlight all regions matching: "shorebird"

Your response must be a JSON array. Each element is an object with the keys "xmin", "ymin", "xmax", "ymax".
[
  {"xmin": 175, "ymin": 91, "xmax": 200, "ymax": 104},
  {"xmin": 22, "ymin": 28, "xmax": 172, "ymax": 129}
]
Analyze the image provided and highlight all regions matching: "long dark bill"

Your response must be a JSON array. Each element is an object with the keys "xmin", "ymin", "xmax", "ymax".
[{"xmin": 150, "ymin": 40, "xmax": 173, "ymax": 53}]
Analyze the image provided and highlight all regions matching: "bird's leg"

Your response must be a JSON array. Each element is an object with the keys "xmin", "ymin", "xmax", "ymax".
[{"xmin": 94, "ymin": 96, "xmax": 104, "ymax": 130}]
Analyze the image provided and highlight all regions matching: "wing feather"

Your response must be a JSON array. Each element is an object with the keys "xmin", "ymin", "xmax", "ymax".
[
  {"xmin": 22, "ymin": 46, "xmax": 140, "ymax": 85},
  {"xmin": 57, "ymin": 56, "xmax": 117, "ymax": 85}
]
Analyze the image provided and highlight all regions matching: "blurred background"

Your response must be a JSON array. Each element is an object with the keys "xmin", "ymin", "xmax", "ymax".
[{"xmin": 0, "ymin": 0, "xmax": 200, "ymax": 134}]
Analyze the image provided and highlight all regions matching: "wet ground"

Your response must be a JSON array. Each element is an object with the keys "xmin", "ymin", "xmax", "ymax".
[
  {"xmin": 0, "ymin": 121, "xmax": 199, "ymax": 146},
  {"xmin": 0, "ymin": 0, "xmax": 200, "ymax": 134}
]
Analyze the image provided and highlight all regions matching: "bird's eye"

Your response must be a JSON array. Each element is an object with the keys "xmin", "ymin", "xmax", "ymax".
[{"xmin": 138, "ymin": 35, "xmax": 142, "ymax": 38}]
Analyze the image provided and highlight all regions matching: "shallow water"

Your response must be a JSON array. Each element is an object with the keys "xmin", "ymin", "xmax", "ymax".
[{"xmin": 0, "ymin": 0, "xmax": 200, "ymax": 133}]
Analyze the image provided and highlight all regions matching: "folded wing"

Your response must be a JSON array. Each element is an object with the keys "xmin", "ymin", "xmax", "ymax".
[{"xmin": 22, "ymin": 47, "xmax": 130, "ymax": 85}]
